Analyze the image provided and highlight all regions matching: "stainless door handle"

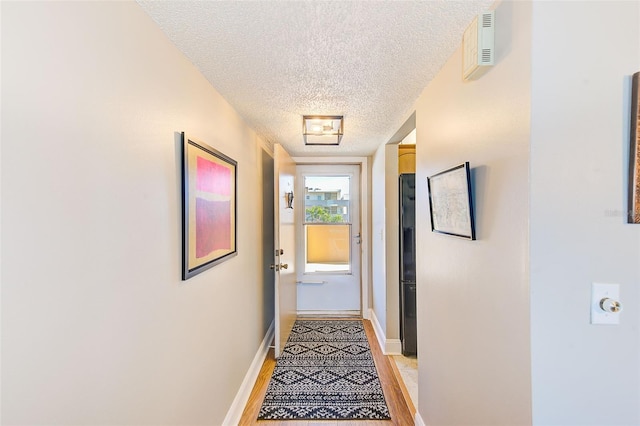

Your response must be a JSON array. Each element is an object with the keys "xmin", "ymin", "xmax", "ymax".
[
  {"xmin": 600, "ymin": 298, "xmax": 622, "ymax": 313},
  {"xmin": 270, "ymin": 263, "xmax": 288, "ymax": 271}
]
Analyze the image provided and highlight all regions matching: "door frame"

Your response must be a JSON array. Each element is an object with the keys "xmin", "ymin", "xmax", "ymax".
[
  {"xmin": 292, "ymin": 156, "xmax": 370, "ymax": 320},
  {"xmin": 295, "ymin": 164, "xmax": 361, "ymax": 315}
]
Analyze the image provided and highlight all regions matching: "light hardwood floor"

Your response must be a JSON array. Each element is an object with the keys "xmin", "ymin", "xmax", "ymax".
[{"xmin": 239, "ymin": 319, "xmax": 415, "ymax": 426}]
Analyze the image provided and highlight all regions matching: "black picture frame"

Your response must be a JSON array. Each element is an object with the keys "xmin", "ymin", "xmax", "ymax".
[
  {"xmin": 427, "ymin": 162, "xmax": 476, "ymax": 240},
  {"xmin": 629, "ymin": 71, "xmax": 640, "ymax": 224},
  {"xmin": 181, "ymin": 132, "xmax": 237, "ymax": 280}
]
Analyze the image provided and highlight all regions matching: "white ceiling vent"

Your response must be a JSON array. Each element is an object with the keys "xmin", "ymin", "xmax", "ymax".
[{"xmin": 462, "ymin": 11, "xmax": 495, "ymax": 81}]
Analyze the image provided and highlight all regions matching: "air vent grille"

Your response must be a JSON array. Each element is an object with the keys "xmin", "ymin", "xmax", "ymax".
[
  {"xmin": 482, "ymin": 13, "xmax": 493, "ymax": 28},
  {"xmin": 462, "ymin": 11, "xmax": 495, "ymax": 80},
  {"xmin": 481, "ymin": 48, "xmax": 492, "ymax": 64}
]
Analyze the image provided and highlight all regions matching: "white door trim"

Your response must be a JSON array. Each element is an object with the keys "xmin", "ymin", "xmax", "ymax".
[{"xmin": 292, "ymin": 156, "xmax": 370, "ymax": 320}]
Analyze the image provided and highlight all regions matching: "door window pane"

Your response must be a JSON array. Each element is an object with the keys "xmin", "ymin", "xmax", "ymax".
[
  {"xmin": 305, "ymin": 224, "xmax": 350, "ymax": 273},
  {"xmin": 303, "ymin": 175, "xmax": 351, "ymax": 273},
  {"xmin": 304, "ymin": 176, "xmax": 349, "ymax": 223}
]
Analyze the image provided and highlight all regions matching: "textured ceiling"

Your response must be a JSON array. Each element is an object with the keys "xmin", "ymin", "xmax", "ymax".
[{"xmin": 137, "ymin": 0, "xmax": 494, "ymax": 156}]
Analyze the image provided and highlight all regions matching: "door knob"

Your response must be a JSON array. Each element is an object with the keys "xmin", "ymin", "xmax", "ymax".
[
  {"xmin": 270, "ymin": 263, "xmax": 288, "ymax": 271},
  {"xmin": 600, "ymin": 298, "xmax": 622, "ymax": 313}
]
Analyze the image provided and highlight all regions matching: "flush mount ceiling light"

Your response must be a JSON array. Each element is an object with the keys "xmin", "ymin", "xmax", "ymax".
[{"xmin": 302, "ymin": 115, "xmax": 343, "ymax": 146}]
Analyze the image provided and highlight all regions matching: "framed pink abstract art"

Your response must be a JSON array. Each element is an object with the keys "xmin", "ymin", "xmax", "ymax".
[{"xmin": 181, "ymin": 133, "xmax": 237, "ymax": 279}]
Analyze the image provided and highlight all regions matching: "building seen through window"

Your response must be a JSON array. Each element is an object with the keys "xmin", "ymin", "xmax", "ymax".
[{"xmin": 304, "ymin": 187, "xmax": 349, "ymax": 223}]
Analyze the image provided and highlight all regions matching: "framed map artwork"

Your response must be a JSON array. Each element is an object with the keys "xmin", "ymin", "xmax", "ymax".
[{"xmin": 427, "ymin": 162, "xmax": 476, "ymax": 240}]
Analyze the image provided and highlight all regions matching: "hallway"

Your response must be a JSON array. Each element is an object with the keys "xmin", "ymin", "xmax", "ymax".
[
  {"xmin": 238, "ymin": 320, "xmax": 414, "ymax": 426},
  {"xmin": 3, "ymin": 2, "xmax": 639, "ymax": 425}
]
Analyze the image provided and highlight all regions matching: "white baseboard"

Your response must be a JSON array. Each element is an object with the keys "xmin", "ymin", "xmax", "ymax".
[
  {"xmin": 415, "ymin": 411, "xmax": 427, "ymax": 426},
  {"xmin": 368, "ymin": 308, "xmax": 402, "ymax": 355},
  {"xmin": 386, "ymin": 338, "xmax": 402, "ymax": 355},
  {"xmin": 369, "ymin": 308, "xmax": 386, "ymax": 353},
  {"xmin": 296, "ymin": 310, "xmax": 360, "ymax": 317},
  {"xmin": 222, "ymin": 320, "xmax": 274, "ymax": 426},
  {"xmin": 362, "ymin": 308, "xmax": 370, "ymax": 320}
]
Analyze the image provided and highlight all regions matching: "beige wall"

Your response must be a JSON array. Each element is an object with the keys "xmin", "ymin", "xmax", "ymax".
[
  {"xmin": 1, "ymin": 2, "xmax": 271, "ymax": 424},
  {"xmin": 530, "ymin": 2, "xmax": 640, "ymax": 424},
  {"xmin": 413, "ymin": 1, "xmax": 640, "ymax": 424},
  {"xmin": 414, "ymin": 1, "xmax": 533, "ymax": 424},
  {"xmin": 384, "ymin": 144, "xmax": 401, "ymax": 342}
]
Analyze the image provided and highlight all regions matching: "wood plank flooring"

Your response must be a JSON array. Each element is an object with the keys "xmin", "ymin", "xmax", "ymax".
[{"xmin": 239, "ymin": 319, "xmax": 414, "ymax": 426}]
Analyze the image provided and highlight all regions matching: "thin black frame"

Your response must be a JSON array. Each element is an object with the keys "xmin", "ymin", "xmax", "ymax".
[
  {"xmin": 629, "ymin": 71, "xmax": 640, "ymax": 224},
  {"xmin": 181, "ymin": 132, "xmax": 238, "ymax": 279},
  {"xmin": 427, "ymin": 162, "xmax": 476, "ymax": 240}
]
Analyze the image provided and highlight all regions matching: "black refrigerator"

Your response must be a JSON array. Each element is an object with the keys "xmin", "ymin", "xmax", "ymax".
[{"xmin": 399, "ymin": 173, "xmax": 417, "ymax": 356}]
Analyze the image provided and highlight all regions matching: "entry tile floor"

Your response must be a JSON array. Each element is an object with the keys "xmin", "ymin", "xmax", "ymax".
[{"xmin": 391, "ymin": 354, "xmax": 418, "ymax": 408}]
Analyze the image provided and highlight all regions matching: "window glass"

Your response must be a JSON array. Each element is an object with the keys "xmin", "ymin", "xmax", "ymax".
[
  {"xmin": 303, "ymin": 175, "xmax": 351, "ymax": 273},
  {"xmin": 304, "ymin": 176, "xmax": 350, "ymax": 224}
]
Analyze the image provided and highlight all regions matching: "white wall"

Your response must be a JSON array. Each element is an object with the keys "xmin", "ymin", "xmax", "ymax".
[
  {"xmin": 530, "ymin": 2, "xmax": 640, "ymax": 425},
  {"xmin": 1, "ymin": 2, "xmax": 271, "ymax": 424},
  {"xmin": 371, "ymin": 143, "xmax": 387, "ymax": 331},
  {"xmin": 414, "ymin": 1, "xmax": 533, "ymax": 424},
  {"xmin": 371, "ymin": 142, "xmax": 401, "ymax": 347}
]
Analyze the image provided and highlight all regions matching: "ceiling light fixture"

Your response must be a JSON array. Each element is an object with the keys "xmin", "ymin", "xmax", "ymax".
[{"xmin": 302, "ymin": 115, "xmax": 343, "ymax": 146}]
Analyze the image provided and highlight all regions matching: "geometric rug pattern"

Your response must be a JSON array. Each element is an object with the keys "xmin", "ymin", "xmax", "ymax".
[{"xmin": 257, "ymin": 320, "xmax": 391, "ymax": 420}]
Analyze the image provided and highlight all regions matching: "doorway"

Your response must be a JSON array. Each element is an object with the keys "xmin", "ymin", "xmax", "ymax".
[
  {"xmin": 389, "ymin": 125, "xmax": 418, "ymax": 409},
  {"xmin": 295, "ymin": 164, "xmax": 361, "ymax": 316}
]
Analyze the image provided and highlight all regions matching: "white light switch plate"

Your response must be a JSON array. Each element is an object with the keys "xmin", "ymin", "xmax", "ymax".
[{"xmin": 591, "ymin": 282, "xmax": 621, "ymax": 325}]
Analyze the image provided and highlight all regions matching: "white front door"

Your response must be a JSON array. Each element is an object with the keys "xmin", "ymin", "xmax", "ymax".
[
  {"xmin": 273, "ymin": 144, "xmax": 297, "ymax": 357},
  {"xmin": 295, "ymin": 165, "xmax": 361, "ymax": 315}
]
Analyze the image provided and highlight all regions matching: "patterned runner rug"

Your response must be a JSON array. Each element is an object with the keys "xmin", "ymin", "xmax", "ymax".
[{"xmin": 257, "ymin": 319, "xmax": 391, "ymax": 420}]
